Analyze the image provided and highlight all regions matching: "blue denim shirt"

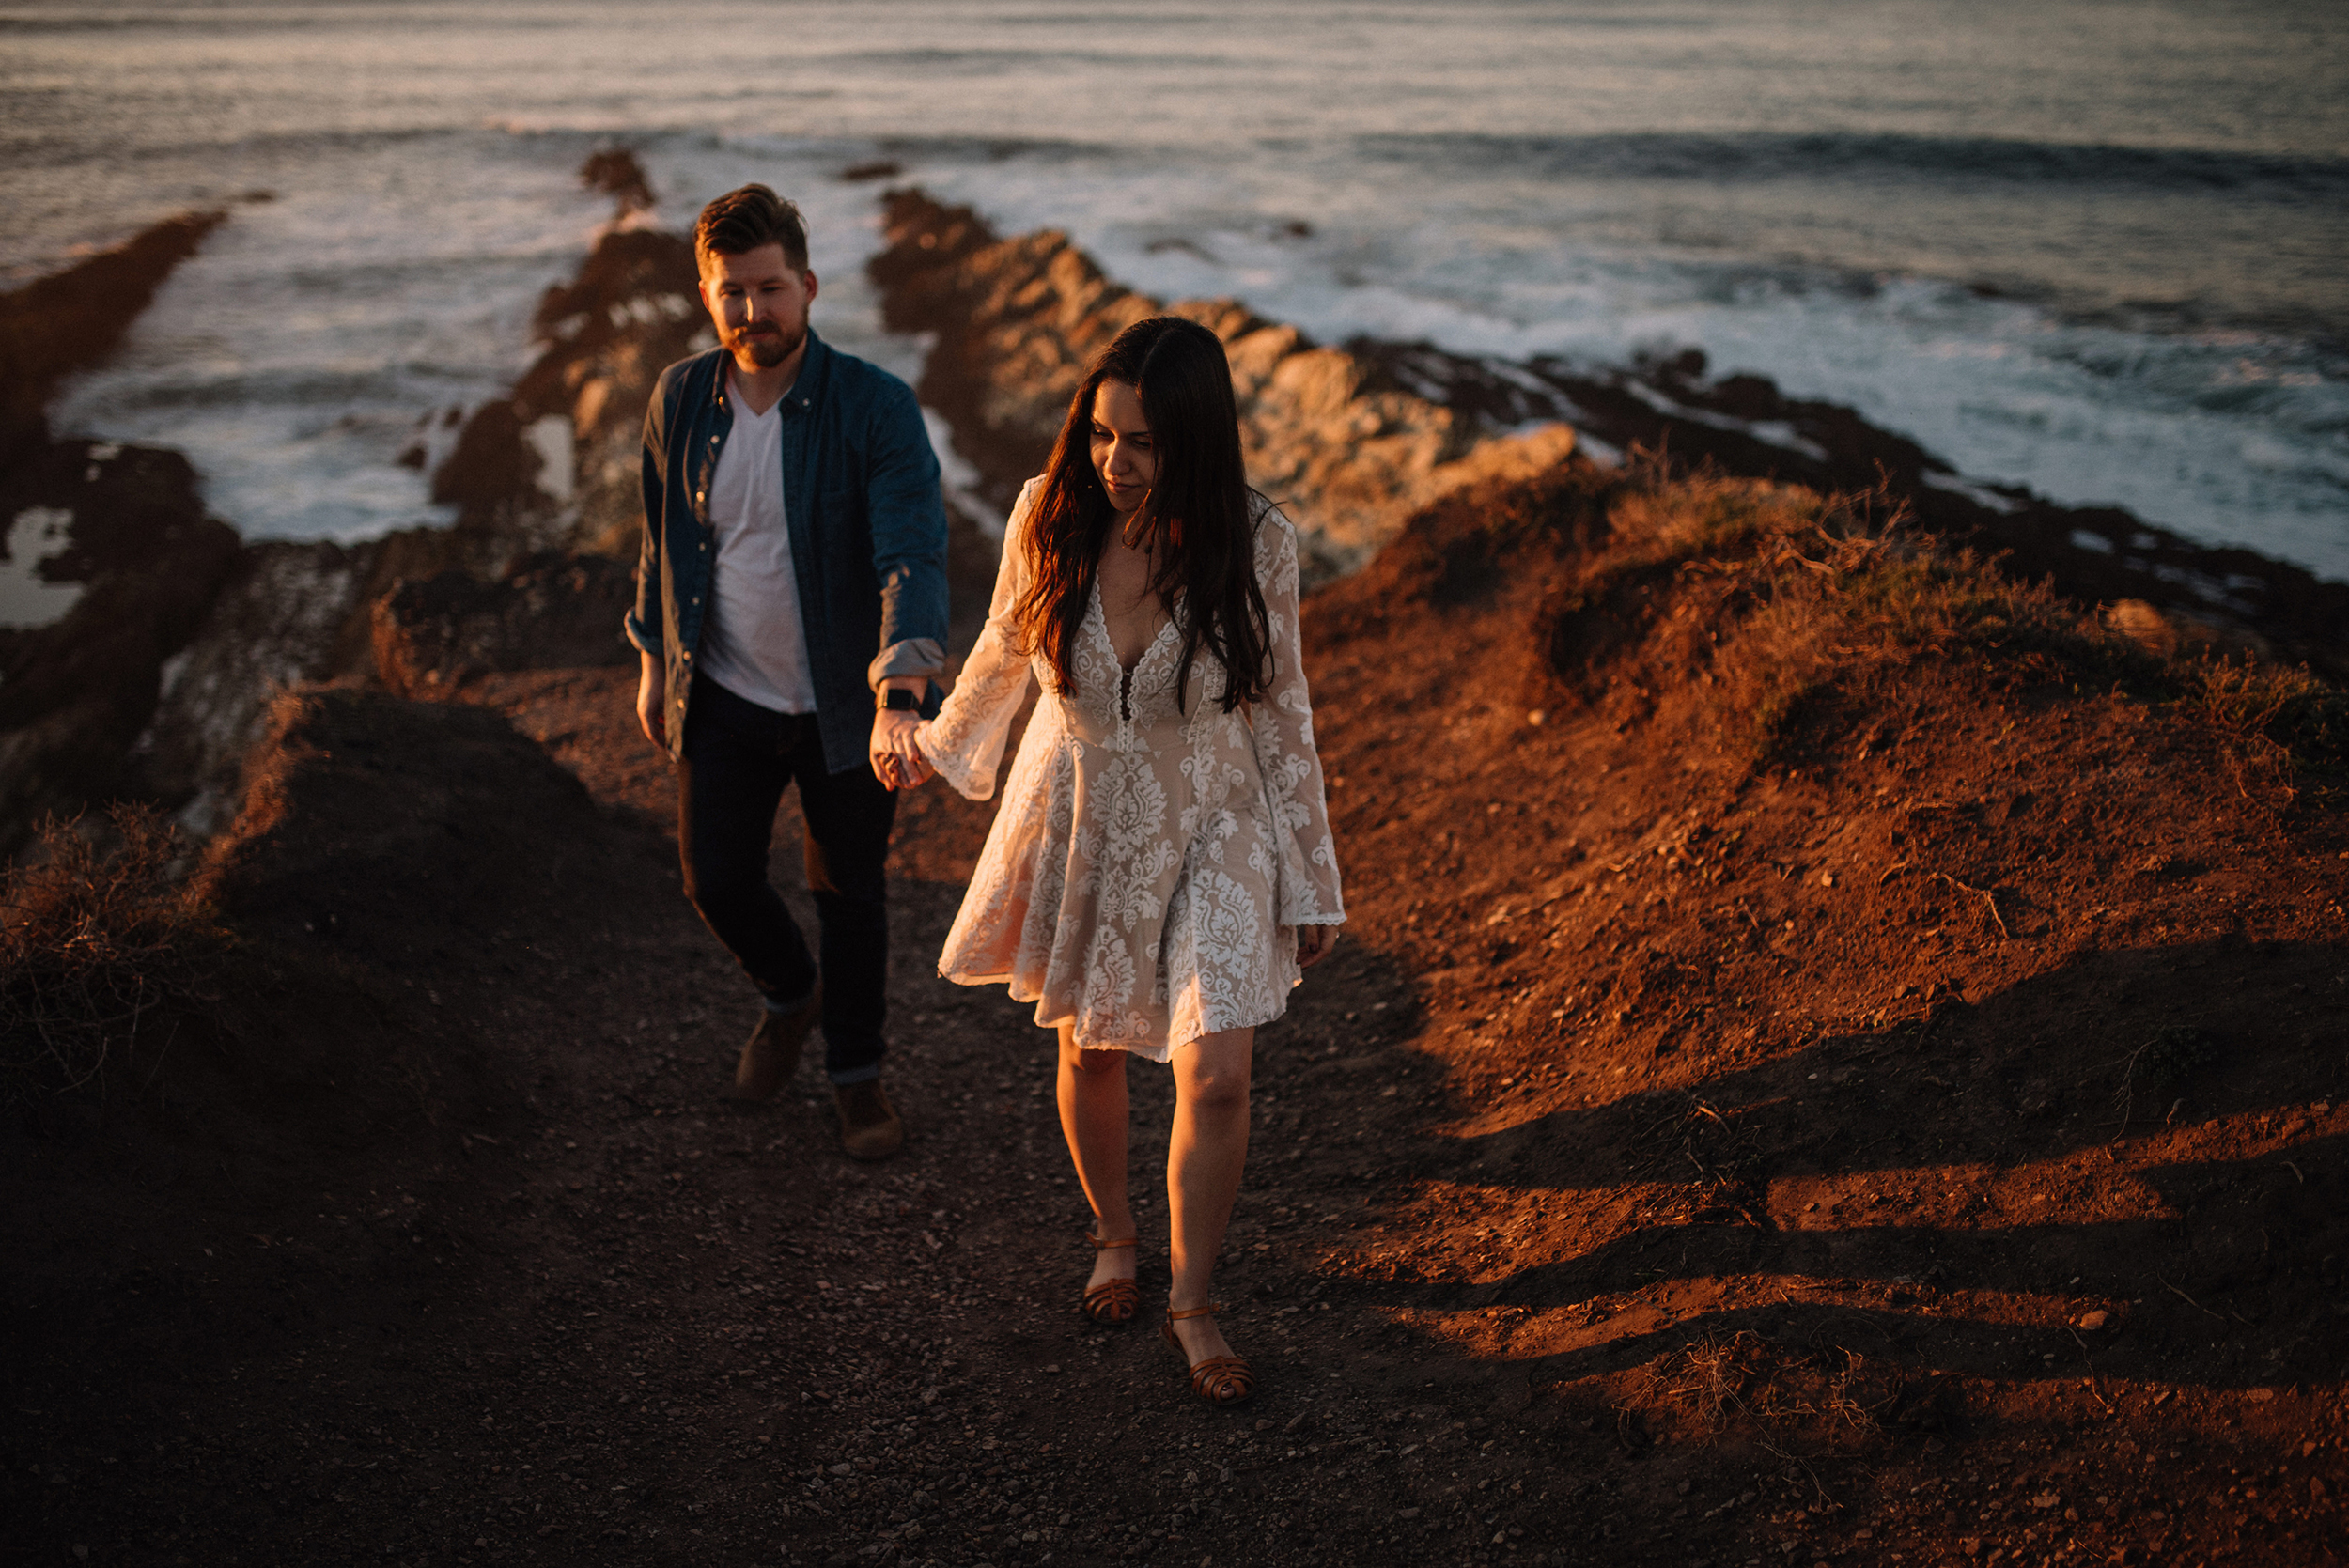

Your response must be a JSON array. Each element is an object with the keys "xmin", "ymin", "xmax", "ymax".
[{"xmin": 626, "ymin": 331, "xmax": 949, "ymax": 773}]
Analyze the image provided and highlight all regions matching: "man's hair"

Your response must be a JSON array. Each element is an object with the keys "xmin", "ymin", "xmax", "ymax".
[{"xmin": 694, "ymin": 184, "xmax": 809, "ymax": 275}]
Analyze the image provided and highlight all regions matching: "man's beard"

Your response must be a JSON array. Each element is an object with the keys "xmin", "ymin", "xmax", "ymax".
[{"xmin": 729, "ymin": 321, "xmax": 803, "ymax": 367}]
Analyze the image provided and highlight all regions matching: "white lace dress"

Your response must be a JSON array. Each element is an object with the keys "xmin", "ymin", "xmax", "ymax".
[{"xmin": 914, "ymin": 479, "xmax": 1346, "ymax": 1060}]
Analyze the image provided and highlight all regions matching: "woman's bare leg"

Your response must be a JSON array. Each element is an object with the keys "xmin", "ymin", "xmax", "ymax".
[
  {"xmin": 1057, "ymin": 1024, "xmax": 1134, "ymax": 1297},
  {"xmin": 1166, "ymin": 1026, "xmax": 1253, "ymax": 1364}
]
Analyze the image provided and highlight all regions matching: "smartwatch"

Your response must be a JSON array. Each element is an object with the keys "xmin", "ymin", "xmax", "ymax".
[{"xmin": 878, "ymin": 688, "xmax": 920, "ymax": 712}]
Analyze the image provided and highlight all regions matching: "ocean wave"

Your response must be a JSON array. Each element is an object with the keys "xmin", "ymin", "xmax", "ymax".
[{"xmin": 1353, "ymin": 132, "xmax": 2349, "ymax": 202}]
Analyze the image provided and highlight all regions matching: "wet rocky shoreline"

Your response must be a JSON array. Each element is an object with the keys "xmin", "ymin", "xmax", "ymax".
[{"xmin": 3, "ymin": 153, "xmax": 2340, "ymax": 860}]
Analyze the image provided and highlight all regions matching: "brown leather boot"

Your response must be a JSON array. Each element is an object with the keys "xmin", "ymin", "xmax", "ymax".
[
  {"xmin": 833, "ymin": 1079, "xmax": 904, "ymax": 1161},
  {"xmin": 731, "ymin": 987, "xmax": 821, "ymax": 1103}
]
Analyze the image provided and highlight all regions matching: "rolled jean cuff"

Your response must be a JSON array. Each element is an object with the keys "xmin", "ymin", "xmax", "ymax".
[{"xmin": 827, "ymin": 1063, "xmax": 882, "ymax": 1087}]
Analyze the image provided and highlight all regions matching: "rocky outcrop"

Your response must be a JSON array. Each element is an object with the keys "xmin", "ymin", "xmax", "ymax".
[
  {"xmin": 870, "ymin": 188, "xmax": 2345, "ymax": 676},
  {"xmin": 129, "ymin": 513, "xmax": 543, "ymax": 838},
  {"xmin": 869, "ymin": 192, "xmax": 1576, "ymax": 582},
  {"xmin": 0, "ymin": 242, "xmax": 246, "ymax": 856},
  {"xmin": 129, "ymin": 536, "xmax": 381, "ymax": 837},
  {"xmin": 133, "ymin": 153, "xmax": 701, "ymax": 841},
  {"xmin": 1343, "ymin": 340, "xmax": 2349, "ymax": 677},
  {"xmin": 370, "ymin": 552, "xmax": 636, "ymax": 700},
  {"xmin": 0, "ymin": 210, "xmax": 226, "ymax": 465},
  {"xmin": 428, "ymin": 217, "xmax": 708, "ymax": 566}
]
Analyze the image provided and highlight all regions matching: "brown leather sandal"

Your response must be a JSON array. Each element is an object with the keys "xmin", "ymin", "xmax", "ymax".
[
  {"xmin": 1081, "ymin": 1234, "xmax": 1139, "ymax": 1324},
  {"xmin": 1162, "ymin": 1303, "xmax": 1254, "ymax": 1405}
]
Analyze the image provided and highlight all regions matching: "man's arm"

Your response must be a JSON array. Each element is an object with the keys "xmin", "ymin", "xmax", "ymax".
[
  {"xmin": 862, "ymin": 379, "xmax": 949, "ymax": 787},
  {"xmin": 862, "ymin": 379, "xmax": 949, "ymax": 689},
  {"xmin": 627, "ymin": 365, "xmax": 677, "ymax": 750}
]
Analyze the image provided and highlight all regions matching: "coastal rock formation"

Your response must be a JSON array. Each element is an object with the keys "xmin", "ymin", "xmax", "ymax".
[
  {"xmin": 130, "ymin": 536, "xmax": 382, "ymax": 837},
  {"xmin": 0, "ymin": 210, "xmax": 226, "ymax": 465},
  {"xmin": 429, "ymin": 214, "xmax": 708, "ymax": 565},
  {"xmin": 0, "ymin": 422, "xmax": 242, "ymax": 856},
  {"xmin": 369, "ymin": 552, "xmax": 636, "ymax": 699},
  {"xmin": 131, "ymin": 516, "xmax": 549, "ymax": 837},
  {"xmin": 1347, "ymin": 338, "xmax": 2349, "ymax": 676},
  {"xmin": 871, "ymin": 188, "xmax": 2345, "ymax": 675},
  {"xmin": 133, "ymin": 153, "xmax": 700, "ymax": 842},
  {"xmin": 870, "ymin": 191, "xmax": 1575, "ymax": 582}
]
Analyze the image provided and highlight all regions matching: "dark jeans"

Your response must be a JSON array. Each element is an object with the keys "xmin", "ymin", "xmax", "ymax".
[{"xmin": 677, "ymin": 674, "xmax": 896, "ymax": 1084}]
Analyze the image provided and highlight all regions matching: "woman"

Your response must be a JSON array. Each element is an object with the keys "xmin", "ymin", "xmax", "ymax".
[{"xmin": 889, "ymin": 315, "xmax": 1344, "ymax": 1405}]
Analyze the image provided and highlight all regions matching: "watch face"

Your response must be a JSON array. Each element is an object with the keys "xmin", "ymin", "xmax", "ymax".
[{"xmin": 882, "ymin": 689, "xmax": 918, "ymax": 711}]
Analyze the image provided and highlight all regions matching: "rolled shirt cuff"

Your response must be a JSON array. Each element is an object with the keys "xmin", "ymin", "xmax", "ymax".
[{"xmin": 867, "ymin": 636, "xmax": 947, "ymax": 690}]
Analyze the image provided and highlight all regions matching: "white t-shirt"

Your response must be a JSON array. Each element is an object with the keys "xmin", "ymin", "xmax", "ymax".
[{"xmin": 696, "ymin": 390, "xmax": 817, "ymax": 714}]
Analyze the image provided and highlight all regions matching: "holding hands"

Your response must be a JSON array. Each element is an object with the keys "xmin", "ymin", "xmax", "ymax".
[{"xmin": 869, "ymin": 706, "xmax": 935, "ymax": 792}]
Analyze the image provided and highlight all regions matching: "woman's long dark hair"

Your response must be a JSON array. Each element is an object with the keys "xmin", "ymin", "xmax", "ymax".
[{"xmin": 1012, "ymin": 316, "xmax": 1272, "ymax": 713}]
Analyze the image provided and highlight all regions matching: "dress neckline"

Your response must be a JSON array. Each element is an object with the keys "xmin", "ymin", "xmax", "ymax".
[{"xmin": 1089, "ymin": 576, "xmax": 1176, "ymax": 676}]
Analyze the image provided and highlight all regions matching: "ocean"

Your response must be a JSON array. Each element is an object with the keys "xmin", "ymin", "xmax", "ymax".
[{"xmin": 5, "ymin": 0, "xmax": 2344, "ymax": 580}]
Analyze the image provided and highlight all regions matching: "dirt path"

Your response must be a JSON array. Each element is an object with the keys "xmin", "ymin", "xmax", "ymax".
[{"xmin": 0, "ymin": 675, "xmax": 1574, "ymax": 1568}]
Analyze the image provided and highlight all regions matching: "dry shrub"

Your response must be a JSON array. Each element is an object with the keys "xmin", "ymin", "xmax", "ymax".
[
  {"xmin": 1638, "ymin": 1329, "xmax": 1902, "ymax": 1452},
  {"xmin": 2187, "ymin": 654, "xmax": 2348, "ymax": 807},
  {"xmin": 2192, "ymin": 655, "xmax": 2343, "ymax": 754},
  {"xmin": 1, "ymin": 804, "xmax": 226, "ymax": 1105},
  {"xmin": 1533, "ymin": 464, "xmax": 1822, "ymax": 706},
  {"xmin": 1543, "ymin": 458, "xmax": 2131, "ymax": 756}
]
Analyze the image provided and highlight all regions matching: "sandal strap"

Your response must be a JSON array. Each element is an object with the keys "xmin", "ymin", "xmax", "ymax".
[
  {"xmin": 1187, "ymin": 1355, "xmax": 1255, "ymax": 1401},
  {"xmin": 1087, "ymin": 1233, "xmax": 1139, "ymax": 1250},
  {"xmin": 1166, "ymin": 1302, "xmax": 1224, "ymax": 1322},
  {"xmin": 1083, "ymin": 1278, "xmax": 1140, "ymax": 1321}
]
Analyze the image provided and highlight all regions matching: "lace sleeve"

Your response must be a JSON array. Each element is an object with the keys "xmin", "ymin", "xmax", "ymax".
[
  {"xmin": 914, "ymin": 480, "xmax": 1041, "ymax": 800},
  {"xmin": 1249, "ymin": 506, "xmax": 1346, "ymax": 925}
]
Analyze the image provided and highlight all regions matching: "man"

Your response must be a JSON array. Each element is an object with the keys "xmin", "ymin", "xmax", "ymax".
[{"xmin": 627, "ymin": 184, "xmax": 946, "ymax": 1160}]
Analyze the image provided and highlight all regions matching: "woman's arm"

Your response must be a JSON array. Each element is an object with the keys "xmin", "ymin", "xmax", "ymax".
[
  {"xmin": 911, "ymin": 481, "xmax": 1042, "ymax": 800},
  {"xmin": 1248, "ymin": 508, "xmax": 1346, "ymax": 941}
]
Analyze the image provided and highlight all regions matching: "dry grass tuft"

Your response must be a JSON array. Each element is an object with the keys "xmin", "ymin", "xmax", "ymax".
[
  {"xmin": 1, "ymin": 804, "xmax": 227, "ymax": 1105},
  {"xmin": 2186, "ymin": 654, "xmax": 2348, "ymax": 807},
  {"xmin": 1637, "ymin": 1328, "xmax": 1906, "ymax": 1462}
]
